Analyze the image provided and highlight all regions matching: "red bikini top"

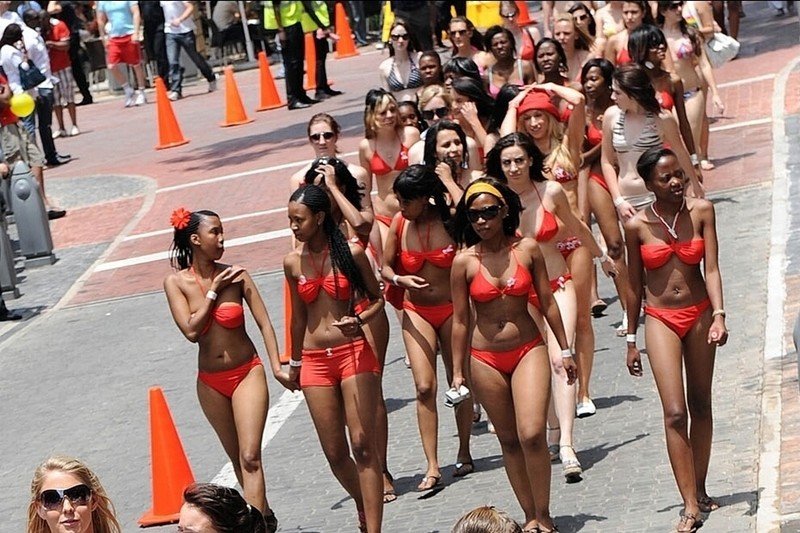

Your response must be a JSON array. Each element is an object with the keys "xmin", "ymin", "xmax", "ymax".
[
  {"xmin": 616, "ymin": 47, "xmax": 631, "ymax": 65},
  {"xmin": 469, "ymin": 247, "xmax": 532, "ymax": 303},
  {"xmin": 586, "ymin": 121, "xmax": 602, "ymax": 147},
  {"xmin": 191, "ymin": 267, "xmax": 245, "ymax": 335},
  {"xmin": 370, "ymin": 141, "xmax": 409, "ymax": 176},
  {"xmin": 640, "ymin": 238, "xmax": 705, "ymax": 270},
  {"xmin": 532, "ymin": 183, "xmax": 559, "ymax": 243},
  {"xmin": 396, "ymin": 215, "xmax": 456, "ymax": 273},
  {"xmin": 296, "ymin": 248, "xmax": 352, "ymax": 303},
  {"xmin": 658, "ymin": 90, "xmax": 674, "ymax": 111}
]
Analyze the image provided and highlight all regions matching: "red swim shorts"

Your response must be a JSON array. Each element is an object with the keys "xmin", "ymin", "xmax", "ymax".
[
  {"xmin": 301, "ymin": 337, "xmax": 380, "ymax": 388},
  {"xmin": 107, "ymin": 35, "xmax": 141, "ymax": 66}
]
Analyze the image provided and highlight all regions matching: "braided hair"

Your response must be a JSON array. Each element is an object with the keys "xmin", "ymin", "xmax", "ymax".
[
  {"xmin": 450, "ymin": 177, "xmax": 523, "ymax": 248},
  {"xmin": 485, "ymin": 132, "xmax": 546, "ymax": 183},
  {"xmin": 393, "ymin": 165, "xmax": 451, "ymax": 223},
  {"xmin": 289, "ymin": 185, "xmax": 369, "ymax": 299},
  {"xmin": 182, "ymin": 483, "xmax": 266, "ymax": 533},
  {"xmin": 169, "ymin": 209, "xmax": 219, "ymax": 270},
  {"xmin": 303, "ymin": 157, "xmax": 365, "ymax": 211}
]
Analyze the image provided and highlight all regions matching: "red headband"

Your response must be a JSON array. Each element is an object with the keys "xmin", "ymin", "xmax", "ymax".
[{"xmin": 517, "ymin": 90, "xmax": 561, "ymax": 122}]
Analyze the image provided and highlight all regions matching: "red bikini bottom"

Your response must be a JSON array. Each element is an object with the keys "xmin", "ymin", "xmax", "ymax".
[
  {"xmin": 198, "ymin": 356, "xmax": 263, "ymax": 398},
  {"xmin": 402, "ymin": 300, "xmax": 454, "ymax": 330},
  {"xmin": 644, "ymin": 298, "xmax": 711, "ymax": 339},
  {"xmin": 471, "ymin": 336, "xmax": 544, "ymax": 375},
  {"xmin": 375, "ymin": 214, "xmax": 393, "ymax": 227},
  {"xmin": 528, "ymin": 273, "xmax": 573, "ymax": 309},
  {"xmin": 301, "ymin": 338, "xmax": 380, "ymax": 388},
  {"xmin": 589, "ymin": 170, "xmax": 609, "ymax": 193}
]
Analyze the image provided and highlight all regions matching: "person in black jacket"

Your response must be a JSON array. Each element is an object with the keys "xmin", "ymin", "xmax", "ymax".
[{"xmin": 139, "ymin": 0, "xmax": 168, "ymax": 82}]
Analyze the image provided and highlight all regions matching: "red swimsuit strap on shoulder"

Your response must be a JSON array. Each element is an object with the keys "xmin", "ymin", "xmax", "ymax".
[
  {"xmin": 297, "ymin": 247, "xmax": 352, "ymax": 303},
  {"xmin": 532, "ymin": 184, "xmax": 559, "ymax": 243}
]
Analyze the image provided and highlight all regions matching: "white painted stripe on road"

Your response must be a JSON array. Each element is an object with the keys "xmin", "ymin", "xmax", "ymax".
[
  {"xmin": 123, "ymin": 207, "xmax": 289, "ymax": 241},
  {"xmin": 210, "ymin": 390, "xmax": 305, "ymax": 487},
  {"xmin": 717, "ymin": 73, "xmax": 776, "ymax": 89},
  {"xmin": 156, "ymin": 151, "xmax": 358, "ymax": 193},
  {"xmin": 755, "ymin": 54, "xmax": 798, "ymax": 533},
  {"xmin": 709, "ymin": 117, "xmax": 772, "ymax": 132},
  {"xmin": 95, "ymin": 228, "xmax": 292, "ymax": 272}
]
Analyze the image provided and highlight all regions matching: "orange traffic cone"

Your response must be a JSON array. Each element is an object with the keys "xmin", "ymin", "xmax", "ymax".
[
  {"xmin": 333, "ymin": 2, "xmax": 359, "ymax": 59},
  {"xmin": 256, "ymin": 51, "xmax": 285, "ymax": 111},
  {"xmin": 154, "ymin": 76, "xmax": 189, "ymax": 150},
  {"xmin": 220, "ymin": 65, "xmax": 254, "ymax": 127},
  {"xmin": 304, "ymin": 33, "xmax": 318, "ymax": 91},
  {"xmin": 138, "ymin": 387, "xmax": 196, "ymax": 527},
  {"xmin": 280, "ymin": 280, "xmax": 292, "ymax": 364},
  {"xmin": 516, "ymin": 1, "xmax": 533, "ymax": 26}
]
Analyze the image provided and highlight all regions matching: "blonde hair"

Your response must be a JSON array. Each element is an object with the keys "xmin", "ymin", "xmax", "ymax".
[
  {"xmin": 553, "ymin": 13, "xmax": 594, "ymax": 51},
  {"xmin": 540, "ymin": 112, "xmax": 578, "ymax": 179},
  {"xmin": 452, "ymin": 506, "xmax": 523, "ymax": 533},
  {"xmin": 418, "ymin": 84, "xmax": 451, "ymax": 110},
  {"xmin": 364, "ymin": 89, "xmax": 399, "ymax": 139},
  {"xmin": 27, "ymin": 456, "xmax": 122, "ymax": 533}
]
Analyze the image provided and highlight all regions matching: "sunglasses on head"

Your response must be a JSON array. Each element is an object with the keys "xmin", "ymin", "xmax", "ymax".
[
  {"xmin": 422, "ymin": 107, "xmax": 449, "ymax": 120},
  {"xmin": 450, "ymin": 29, "xmax": 468, "ymax": 36},
  {"xmin": 390, "ymin": 33, "xmax": 408, "ymax": 41},
  {"xmin": 40, "ymin": 484, "xmax": 92, "ymax": 511},
  {"xmin": 309, "ymin": 131, "xmax": 335, "ymax": 141},
  {"xmin": 467, "ymin": 204, "xmax": 503, "ymax": 223},
  {"xmin": 668, "ymin": 2, "xmax": 683, "ymax": 9}
]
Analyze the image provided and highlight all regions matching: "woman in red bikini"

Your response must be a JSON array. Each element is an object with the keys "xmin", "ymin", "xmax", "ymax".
[
  {"xmin": 381, "ymin": 165, "xmax": 473, "ymax": 491},
  {"xmin": 284, "ymin": 184, "xmax": 386, "ymax": 532},
  {"xmin": 164, "ymin": 209, "xmax": 284, "ymax": 532},
  {"xmin": 359, "ymin": 89, "xmax": 420, "ymax": 260},
  {"xmin": 604, "ymin": 1, "xmax": 654, "ymax": 65},
  {"xmin": 450, "ymin": 178, "xmax": 575, "ymax": 533},
  {"xmin": 485, "ymin": 132, "xmax": 617, "ymax": 483},
  {"xmin": 499, "ymin": 0, "xmax": 540, "ymax": 61},
  {"xmin": 625, "ymin": 147, "xmax": 727, "ymax": 533}
]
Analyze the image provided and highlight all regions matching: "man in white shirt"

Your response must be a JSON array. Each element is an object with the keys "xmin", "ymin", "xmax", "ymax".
[{"xmin": 160, "ymin": 0, "xmax": 216, "ymax": 101}]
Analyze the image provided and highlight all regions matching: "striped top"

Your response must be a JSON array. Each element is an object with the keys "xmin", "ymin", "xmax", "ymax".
[{"xmin": 612, "ymin": 111, "xmax": 661, "ymax": 154}]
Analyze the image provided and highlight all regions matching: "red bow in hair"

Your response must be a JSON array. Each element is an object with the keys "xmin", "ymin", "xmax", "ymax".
[{"xmin": 170, "ymin": 207, "xmax": 191, "ymax": 230}]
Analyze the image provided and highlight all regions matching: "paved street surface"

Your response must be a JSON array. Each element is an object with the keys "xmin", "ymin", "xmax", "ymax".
[{"xmin": 1, "ymin": 3, "xmax": 799, "ymax": 532}]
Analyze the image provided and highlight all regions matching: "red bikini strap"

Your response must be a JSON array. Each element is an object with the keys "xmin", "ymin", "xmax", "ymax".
[
  {"xmin": 307, "ymin": 247, "xmax": 329, "ymax": 277},
  {"xmin": 190, "ymin": 266, "xmax": 216, "ymax": 294},
  {"xmin": 413, "ymin": 219, "xmax": 432, "ymax": 252}
]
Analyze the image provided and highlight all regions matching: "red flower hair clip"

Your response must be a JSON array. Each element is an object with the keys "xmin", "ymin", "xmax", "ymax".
[{"xmin": 170, "ymin": 207, "xmax": 192, "ymax": 230}]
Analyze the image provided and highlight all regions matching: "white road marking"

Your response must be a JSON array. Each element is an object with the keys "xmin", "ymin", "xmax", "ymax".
[
  {"xmin": 95, "ymin": 228, "xmax": 292, "ymax": 272},
  {"xmin": 755, "ymin": 54, "xmax": 798, "ymax": 533},
  {"xmin": 156, "ymin": 151, "xmax": 358, "ymax": 193},
  {"xmin": 123, "ymin": 207, "xmax": 289, "ymax": 241},
  {"xmin": 210, "ymin": 390, "xmax": 305, "ymax": 487},
  {"xmin": 717, "ymin": 73, "xmax": 776, "ymax": 89},
  {"xmin": 709, "ymin": 117, "xmax": 772, "ymax": 132}
]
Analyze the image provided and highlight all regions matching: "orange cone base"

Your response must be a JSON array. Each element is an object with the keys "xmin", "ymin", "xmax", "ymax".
[
  {"xmin": 219, "ymin": 117, "xmax": 254, "ymax": 127},
  {"xmin": 155, "ymin": 139, "xmax": 189, "ymax": 150},
  {"xmin": 138, "ymin": 509, "xmax": 180, "ymax": 527},
  {"xmin": 335, "ymin": 50, "xmax": 358, "ymax": 59},
  {"xmin": 257, "ymin": 102, "xmax": 286, "ymax": 112}
]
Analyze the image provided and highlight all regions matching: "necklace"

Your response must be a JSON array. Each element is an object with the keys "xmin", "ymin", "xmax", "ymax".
[{"xmin": 650, "ymin": 198, "xmax": 685, "ymax": 240}]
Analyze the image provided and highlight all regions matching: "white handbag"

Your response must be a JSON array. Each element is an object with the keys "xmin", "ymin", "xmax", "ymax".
[{"xmin": 705, "ymin": 33, "xmax": 740, "ymax": 68}]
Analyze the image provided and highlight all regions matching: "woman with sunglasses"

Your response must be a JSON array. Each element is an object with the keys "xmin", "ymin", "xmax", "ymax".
[
  {"xmin": 381, "ymin": 165, "xmax": 473, "ymax": 491},
  {"xmin": 164, "ymin": 209, "xmax": 283, "ymax": 531},
  {"xmin": 625, "ymin": 147, "xmax": 727, "ymax": 532},
  {"xmin": 567, "ymin": 3, "xmax": 597, "ymax": 40},
  {"xmin": 604, "ymin": 1, "xmax": 655, "ymax": 65},
  {"xmin": 449, "ymin": 16, "xmax": 488, "ymax": 69},
  {"xmin": 450, "ymin": 178, "xmax": 574, "ymax": 533},
  {"xmin": 553, "ymin": 13, "xmax": 594, "ymax": 82},
  {"xmin": 285, "ymin": 184, "xmax": 386, "ymax": 532},
  {"xmin": 179, "ymin": 483, "xmax": 266, "ymax": 533},
  {"xmin": 486, "ymin": 131, "xmax": 616, "ymax": 480},
  {"xmin": 483, "ymin": 25, "xmax": 536, "ymax": 99},
  {"xmin": 580, "ymin": 58, "xmax": 633, "ymax": 335},
  {"xmin": 27, "ymin": 455, "xmax": 121, "ymax": 533},
  {"xmin": 359, "ymin": 89, "xmax": 420, "ymax": 250},
  {"xmin": 379, "ymin": 19, "xmax": 423, "ymax": 103},
  {"xmin": 499, "ymin": 0, "xmax": 541, "ymax": 61},
  {"xmin": 657, "ymin": 1, "xmax": 724, "ymax": 171}
]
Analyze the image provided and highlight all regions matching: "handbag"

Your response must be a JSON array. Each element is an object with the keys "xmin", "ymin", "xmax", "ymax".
[
  {"xmin": 14, "ymin": 41, "xmax": 46, "ymax": 90},
  {"xmin": 705, "ymin": 33, "xmax": 740, "ymax": 69}
]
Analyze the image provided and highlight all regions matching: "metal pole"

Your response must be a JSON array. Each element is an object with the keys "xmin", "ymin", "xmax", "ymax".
[{"xmin": 238, "ymin": 1, "xmax": 255, "ymax": 62}]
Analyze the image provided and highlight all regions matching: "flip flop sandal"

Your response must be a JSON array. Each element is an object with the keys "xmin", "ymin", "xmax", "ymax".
[
  {"xmin": 383, "ymin": 488, "xmax": 397, "ymax": 503},
  {"xmin": 675, "ymin": 513, "xmax": 703, "ymax": 532},
  {"xmin": 697, "ymin": 496, "xmax": 720, "ymax": 512},
  {"xmin": 591, "ymin": 299, "xmax": 608, "ymax": 317},
  {"xmin": 417, "ymin": 475, "xmax": 442, "ymax": 492},
  {"xmin": 453, "ymin": 461, "xmax": 474, "ymax": 477}
]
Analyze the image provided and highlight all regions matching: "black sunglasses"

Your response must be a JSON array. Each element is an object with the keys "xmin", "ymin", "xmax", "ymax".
[
  {"xmin": 422, "ymin": 107, "xmax": 449, "ymax": 120},
  {"xmin": 668, "ymin": 2, "xmax": 683, "ymax": 9},
  {"xmin": 450, "ymin": 29, "xmax": 468, "ymax": 36},
  {"xmin": 309, "ymin": 132, "xmax": 335, "ymax": 141},
  {"xmin": 574, "ymin": 13, "xmax": 588, "ymax": 21},
  {"xmin": 390, "ymin": 33, "xmax": 409, "ymax": 41},
  {"xmin": 467, "ymin": 205, "xmax": 503, "ymax": 223},
  {"xmin": 40, "ymin": 484, "xmax": 92, "ymax": 510}
]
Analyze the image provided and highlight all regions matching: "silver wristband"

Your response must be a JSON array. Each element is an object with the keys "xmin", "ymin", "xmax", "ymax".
[{"xmin": 289, "ymin": 359, "xmax": 302, "ymax": 368}]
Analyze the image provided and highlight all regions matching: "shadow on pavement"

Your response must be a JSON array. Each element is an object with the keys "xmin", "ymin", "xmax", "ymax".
[
  {"xmin": 384, "ymin": 396, "xmax": 414, "ymax": 414},
  {"xmin": 579, "ymin": 433, "xmax": 649, "ymax": 472},
  {"xmin": 592, "ymin": 394, "xmax": 644, "ymax": 410},
  {"xmin": 709, "ymin": 151, "xmax": 756, "ymax": 168},
  {"xmin": 553, "ymin": 512, "xmax": 609, "ymax": 532}
]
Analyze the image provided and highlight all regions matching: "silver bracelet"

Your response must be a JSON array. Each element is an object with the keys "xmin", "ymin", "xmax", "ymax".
[
  {"xmin": 613, "ymin": 196, "xmax": 626, "ymax": 207},
  {"xmin": 288, "ymin": 359, "xmax": 302, "ymax": 368},
  {"xmin": 560, "ymin": 348, "xmax": 572, "ymax": 359},
  {"xmin": 392, "ymin": 274, "xmax": 399, "ymax": 286},
  {"xmin": 711, "ymin": 309, "xmax": 726, "ymax": 318},
  {"xmin": 206, "ymin": 290, "xmax": 218, "ymax": 301},
  {"xmin": 626, "ymin": 333, "xmax": 636, "ymax": 344},
  {"xmin": 593, "ymin": 252, "xmax": 609, "ymax": 265}
]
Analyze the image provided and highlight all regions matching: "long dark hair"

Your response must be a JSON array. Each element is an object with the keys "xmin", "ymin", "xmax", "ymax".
[
  {"xmin": 534, "ymin": 38, "xmax": 569, "ymax": 77},
  {"xmin": 304, "ymin": 157, "xmax": 364, "ymax": 210},
  {"xmin": 387, "ymin": 18, "xmax": 419, "ymax": 55},
  {"xmin": 169, "ymin": 209, "xmax": 220, "ymax": 270},
  {"xmin": 487, "ymin": 83, "xmax": 521, "ymax": 134},
  {"xmin": 485, "ymin": 132, "xmax": 546, "ymax": 183},
  {"xmin": 581, "ymin": 58, "xmax": 615, "ymax": 94},
  {"xmin": 483, "ymin": 25, "xmax": 516, "ymax": 58},
  {"xmin": 443, "ymin": 56, "xmax": 482, "ymax": 84},
  {"xmin": 289, "ymin": 185, "xmax": 369, "ymax": 299},
  {"xmin": 0, "ymin": 23, "xmax": 22, "ymax": 48},
  {"xmin": 627, "ymin": 0, "xmax": 656, "ymax": 26},
  {"xmin": 449, "ymin": 16, "xmax": 484, "ymax": 52},
  {"xmin": 628, "ymin": 24, "xmax": 668, "ymax": 66},
  {"xmin": 183, "ymin": 483, "xmax": 266, "ymax": 533},
  {"xmin": 613, "ymin": 63, "xmax": 661, "ymax": 114},
  {"xmin": 637, "ymin": 146, "xmax": 676, "ymax": 182},
  {"xmin": 423, "ymin": 120, "xmax": 469, "ymax": 168},
  {"xmin": 568, "ymin": 2, "xmax": 597, "ymax": 38},
  {"xmin": 393, "ymin": 165, "xmax": 451, "ymax": 223},
  {"xmin": 452, "ymin": 76, "xmax": 494, "ymax": 122},
  {"xmin": 451, "ymin": 177, "xmax": 522, "ymax": 248}
]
